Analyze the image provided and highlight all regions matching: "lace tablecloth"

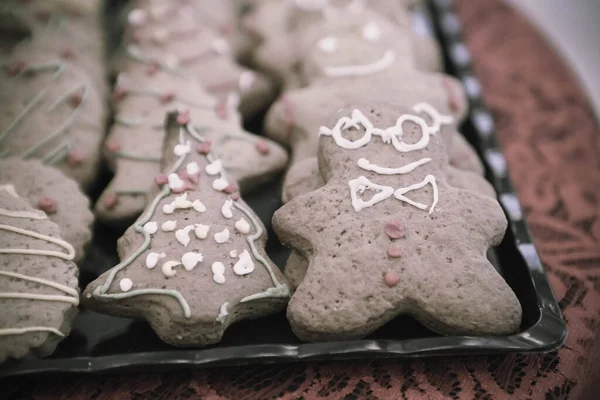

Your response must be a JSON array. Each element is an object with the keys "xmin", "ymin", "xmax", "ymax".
[{"xmin": 7, "ymin": 0, "xmax": 600, "ymax": 398}]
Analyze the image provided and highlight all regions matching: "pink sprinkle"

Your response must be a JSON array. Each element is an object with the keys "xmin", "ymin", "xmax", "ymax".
[
  {"xmin": 37, "ymin": 197, "xmax": 57, "ymax": 214},
  {"xmin": 384, "ymin": 220, "xmax": 405, "ymax": 239},
  {"xmin": 106, "ymin": 142, "xmax": 121, "ymax": 152},
  {"xmin": 387, "ymin": 246, "xmax": 402, "ymax": 258},
  {"xmin": 146, "ymin": 62, "xmax": 160, "ymax": 76},
  {"xmin": 67, "ymin": 150, "xmax": 85, "ymax": 166},
  {"xmin": 184, "ymin": 181, "xmax": 197, "ymax": 191},
  {"xmin": 112, "ymin": 87, "xmax": 127, "ymax": 101},
  {"xmin": 230, "ymin": 193, "xmax": 240, "ymax": 201},
  {"xmin": 68, "ymin": 92, "xmax": 83, "ymax": 108},
  {"xmin": 255, "ymin": 139, "xmax": 270, "ymax": 155},
  {"xmin": 177, "ymin": 110, "xmax": 191, "ymax": 125},
  {"xmin": 197, "ymin": 141, "xmax": 212, "ymax": 154},
  {"xmin": 155, "ymin": 174, "xmax": 168, "ymax": 185},
  {"xmin": 7, "ymin": 60, "xmax": 26, "ymax": 76},
  {"xmin": 178, "ymin": 170, "xmax": 190, "ymax": 181},
  {"xmin": 103, "ymin": 193, "xmax": 119, "ymax": 209},
  {"xmin": 60, "ymin": 47, "xmax": 77, "ymax": 60},
  {"xmin": 159, "ymin": 91, "xmax": 175, "ymax": 104},
  {"xmin": 384, "ymin": 271, "xmax": 401, "ymax": 288},
  {"xmin": 223, "ymin": 184, "xmax": 238, "ymax": 194}
]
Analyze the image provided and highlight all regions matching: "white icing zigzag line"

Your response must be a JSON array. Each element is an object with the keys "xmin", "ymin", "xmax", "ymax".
[
  {"xmin": 324, "ymin": 50, "xmax": 395, "ymax": 77},
  {"xmin": 357, "ymin": 157, "xmax": 432, "ymax": 175},
  {"xmin": 0, "ymin": 327, "xmax": 65, "ymax": 338},
  {"xmin": 0, "ymin": 270, "xmax": 79, "ymax": 306},
  {"xmin": 348, "ymin": 176, "xmax": 394, "ymax": 212},
  {"xmin": 394, "ymin": 175, "xmax": 439, "ymax": 214},
  {"xmin": 0, "ymin": 224, "xmax": 75, "ymax": 260},
  {"xmin": 412, "ymin": 102, "xmax": 454, "ymax": 134}
]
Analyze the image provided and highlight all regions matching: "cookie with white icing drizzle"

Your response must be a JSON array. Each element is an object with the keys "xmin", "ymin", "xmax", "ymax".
[
  {"xmin": 273, "ymin": 103, "xmax": 520, "ymax": 340},
  {"xmin": 118, "ymin": 0, "xmax": 275, "ymax": 121},
  {"xmin": 0, "ymin": 185, "xmax": 79, "ymax": 363},
  {"xmin": 0, "ymin": 52, "xmax": 105, "ymax": 189},
  {"xmin": 0, "ymin": 158, "xmax": 94, "ymax": 263},
  {"xmin": 84, "ymin": 112, "xmax": 290, "ymax": 347},
  {"xmin": 95, "ymin": 66, "xmax": 287, "ymax": 223}
]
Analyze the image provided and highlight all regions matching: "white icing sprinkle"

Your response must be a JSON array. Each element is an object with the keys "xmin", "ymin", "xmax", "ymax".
[
  {"xmin": 234, "ymin": 218, "xmax": 251, "ymax": 234},
  {"xmin": 192, "ymin": 199, "xmax": 206, "ymax": 213},
  {"xmin": 186, "ymin": 161, "xmax": 200, "ymax": 176},
  {"xmin": 362, "ymin": 22, "xmax": 382, "ymax": 41},
  {"xmin": 119, "ymin": 278, "xmax": 133, "ymax": 292},
  {"xmin": 175, "ymin": 225, "xmax": 195, "ymax": 247},
  {"xmin": 143, "ymin": 221, "xmax": 158, "ymax": 234},
  {"xmin": 216, "ymin": 301, "xmax": 229, "ymax": 323},
  {"xmin": 318, "ymin": 36, "xmax": 338, "ymax": 53},
  {"xmin": 214, "ymin": 229, "xmax": 230, "ymax": 244},
  {"xmin": 194, "ymin": 224, "xmax": 210, "ymax": 239},
  {"xmin": 181, "ymin": 252, "xmax": 203, "ymax": 271},
  {"xmin": 229, "ymin": 249, "xmax": 238, "ymax": 258},
  {"xmin": 212, "ymin": 178, "xmax": 228, "ymax": 191},
  {"xmin": 161, "ymin": 261, "xmax": 180, "ymax": 278},
  {"xmin": 324, "ymin": 50, "xmax": 395, "ymax": 77},
  {"xmin": 239, "ymin": 71, "xmax": 256, "ymax": 92},
  {"xmin": 221, "ymin": 199, "xmax": 234, "ymax": 219},
  {"xmin": 233, "ymin": 250, "xmax": 255, "ymax": 276},
  {"xmin": 211, "ymin": 262, "xmax": 226, "ymax": 284},
  {"xmin": 168, "ymin": 173, "xmax": 185, "ymax": 191},
  {"xmin": 145, "ymin": 252, "xmax": 166, "ymax": 269},
  {"xmin": 205, "ymin": 159, "xmax": 222, "ymax": 175},
  {"xmin": 128, "ymin": 9, "xmax": 147, "ymax": 26},
  {"xmin": 164, "ymin": 53, "xmax": 180, "ymax": 69},
  {"xmin": 212, "ymin": 38, "xmax": 231, "ymax": 55},
  {"xmin": 174, "ymin": 140, "xmax": 191, "ymax": 156},
  {"xmin": 161, "ymin": 220, "xmax": 177, "ymax": 232},
  {"xmin": 173, "ymin": 193, "xmax": 193, "ymax": 209},
  {"xmin": 162, "ymin": 203, "xmax": 175, "ymax": 214}
]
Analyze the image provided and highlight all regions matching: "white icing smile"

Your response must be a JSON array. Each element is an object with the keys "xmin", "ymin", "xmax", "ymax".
[{"xmin": 324, "ymin": 50, "xmax": 395, "ymax": 77}]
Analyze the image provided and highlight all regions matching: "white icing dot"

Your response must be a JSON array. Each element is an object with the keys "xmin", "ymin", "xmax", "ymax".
[
  {"xmin": 119, "ymin": 278, "xmax": 133, "ymax": 292},
  {"xmin": 168, "ymin": 173, "xmax": 185, "ymax": 191},
  {"xmin": 164, "ymin": 53, "xmax": 180, "ymax": 69},
  {"xmin": 212, "ymin": 178, "xmax": 228, "ymax": 191},
  {"xmin": 212, "ymin": 38, "xmax": 231, "ymax": 55},
  {"xmin": 145, "ymin": 252, "xmax": 166, "ymax": 269},
  {"xmin": 234, "ymin": 218, "xmax": 251, "ymax": 234},
  {"xmin": 233, "ymin": 250, "xmax": 255, "ymax": 276},
  {"xmin": 229, "ymin": 249, "xmax": 238, "ymax": 258},
  {"xmin": 214, "ymin": 229, "xmax": 230, "ymax": 244},
  {"xmin": 162, "ymin": 203, "xmax": 175, "ymax": 214},
  {"xmin": 143, "ymin": 221, "xmax": 158, "ymax": 234},
  {"xmin": 211, "ymin": 262, "xmax": 226, "ymax": 284},
  {"xmin": 192, "ymin": 199, "xmax": 206, "ymax": 213},
  {"xmin": 128, "ymin": 9, "xmax": 147, "ymax": 26},
  {"xmin": 161, "ymin": 220, "xmax": 177, "ymax": 232},
  {"xmin": 362, "ymin": 22, "xmax": 382, "ymax": 42},
  {"xmin": 186, "ymin": 162, "xmax": 200, "ymax": 176},
  {"xmin": 239, "ymin": 71, "xmax": 256, "ymax": 92},
  {"xmin": 318, "ymin": 36, "xmax": 338, "ymax": 53},
  {"xmin": 205, "ymin": 159, "xmax": 222, "ymax": 175},
  {"xmin": 173, "ymin": 193, "xmax": 193, "ymax": 209},
  {"xmin": 161, "ymin": 261, "xmax": 180, "ymax": 278},
  {"xmin": 194, "ymin": 224, "xmax": 210, "ymax": 239},
  {"xmin": 181, "ymin": 252, "xmax": 203, "ymax": 271},
  {"xmin": 175, "ymin": 225, "xmax": 195, "ymax": 247},
  {"xmin": 174, "ymin": 141, "xmax": 191, "ymax": 156},
  {"xmin": 221, "ymin": 199, "xmax": 234, "ymax": 219}
]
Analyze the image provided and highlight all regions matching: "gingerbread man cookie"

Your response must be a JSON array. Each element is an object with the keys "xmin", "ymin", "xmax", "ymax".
[
  {"xmin": 84, "ymin": 113, "xmax": 290, "ymax": 346},
  {"xmin": 274, "ymin": 104, "xmax": 520, "ymax": 340}
]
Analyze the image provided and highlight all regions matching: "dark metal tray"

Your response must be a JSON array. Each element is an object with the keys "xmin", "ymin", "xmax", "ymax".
[{"xmin": 0, "ymin": 0, "xmax": 566, "ymax": 378}]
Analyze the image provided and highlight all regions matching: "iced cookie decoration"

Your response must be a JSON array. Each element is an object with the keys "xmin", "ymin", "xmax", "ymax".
[
  {"xmin": 84, "ymin": 113, "xmax": 290, "ymax": 346},
  {"xmin": 2, "ymin": 0, "xmax": 108, "ymax": 98},
  {"xmin": 0, "ymin": 158, "xmax": 94, "ymax": 263},
  {"xmin": 244, "ymin": 0, "xmax": 441, "ymax": 88},
  {"xmin": 274, "ymin": 104, "xmax": 520, "ymax": 340},
  {"xmin": 95, "ymin": 69, "xmax": 287, "ymax": 223},
  {"xmin": 0, "ymin": 185, "xmax": 79, "ymax": 363},
  {"xmin": 0, "ymin": 51, "xmax": 105, "ymax": 189},
  {"xmin": 119, "ymin": 0, "xmax": 275, "ymax": 120}
]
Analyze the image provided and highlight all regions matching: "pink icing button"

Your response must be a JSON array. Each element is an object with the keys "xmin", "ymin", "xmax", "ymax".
[
  {"xmin": 384, "ymin": 220, "xmax": 405, "ymax": 239},
  {"xmin": 255, "ymin": 140, "xmax": 270, "ymax": 155},
  {"xmin": 105, "ymin": 142, "xmax": 120, "ymax": 152},
  {"xmin": 387, "ymin": 246, "xmax": 402, "ymax": 258},
  {"xmin": 223, "ymin": 184, "xmax": 238, "ymax": 194},
  {"xmin": 112, "ymin": 87, "xmax": 127, "ymax": 101},
  {"xmin": 177, "ymin": 110, "xmax": 191, "ymax": 125},
  {"xmin": 384, "ymin": 271, "xmax": 401, "ymax": 288},
  {"xmin": 154, "ymin": 174, "xmax": 168, "ymax": 185},
  {"xmin": 146, "ymin": 62, "xmax": 160, "ymax": 76},
  {"xmin": 60, "ymin": 47, "xmax": 77, "ymax": 60},
  {"xmin": 159, "ymin": 91, "xmax": 175, "ymax": 104},
  {"xmin": 230, "ymin": 193, "xmax": 240, "ymax": 201},
  {"xmin": 37, "ymin": 197, "xmax": 57, "ymax": 214},
  {"xmin": 103, "ymin": 193, "xmax": 119, "ymax": 209},
  {"xmin": 197, "ymin": 141, "xmax": 212, "ymax": 155},
  {"xmin": 68, "ymin": 92, "xmax": 83, "ymax": 108},
  {"xmin": 188, "ymin": 173, "xmax": 199, "ymax": 185},
  {"xmin": 66, "ymin": 150, "xmax": 85, "ymax": 166}
]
